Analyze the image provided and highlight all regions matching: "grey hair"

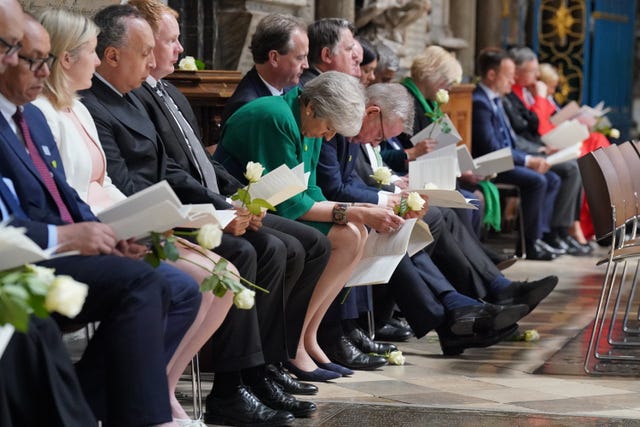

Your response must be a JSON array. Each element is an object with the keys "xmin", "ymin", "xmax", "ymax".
[
  {"xmin": 508, "ymin": 47, "xmax": 538, "ymax": 67},
  {"xmin": 250, "ymin": 13, "xmax": 307, "ymax": 64},
  {"xmin": 374, "ymin": 43, "xmax": 399, "ymax": 73},
  {"xmin": 366, "ymin": 83, "xmax": 415, "ymax": 133},
  {"xmin": 307, "ymin": 18, "xmax": 355, "ymax": 65},
  {"xmin": 300, "ymin": 71, "xmax": 365, "ymax": 137},
  {"xmin": 94, "ymin": 4, "xmax": 144, "ymax": 58}
]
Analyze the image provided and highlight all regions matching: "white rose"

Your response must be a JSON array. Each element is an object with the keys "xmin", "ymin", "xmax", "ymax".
[
  {"xmin": 26, "ymin": 264, "xmax": 56, "ymax": 285},
  {"xmin": 178, "ymin": 56, "xmax": 198, "ymax": 71},
  {"xmin": 44, "ymin": 275, "xmax": 88, "ymax": 318},
  {"xmin": 197, "ymin": 223, "xmax": 222, "ymax": 249},
  {"xmin": 406, "ymin": 192, "xmax": 425, "ymax": 211},
  {"xmin": 387, "ymin": 350, "xmax": 405, "ymax": 365},
  {"xmin": 435, "ymin": 89, "xmax": 449, "ymax": 105},
  {"xmin": 523, "ymin": 329, "xmax": 540, "ymax": 342},
  {"xmin": 609, "ymin": 128, "xmax": 620, "ymax": 139},
  {"xmin": 233, "ymin": 288, "xmax": 255, "ymax": 310},
  {"xmin": 371, "ymin": 166, "xmax": 392, "ymax": 185},
  {"xmin": 244, "ymin": 161, "xmax": 265, "ymax": 183}
]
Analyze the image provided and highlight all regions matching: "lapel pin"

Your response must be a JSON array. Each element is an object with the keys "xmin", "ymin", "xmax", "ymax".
[{"xmin": 51, "ymin": 160, "xmax": 57, "ymax": 168}]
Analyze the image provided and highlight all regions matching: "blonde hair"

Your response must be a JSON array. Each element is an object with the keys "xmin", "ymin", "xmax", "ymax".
[
  {"xmin": 39, "ymin": 9, "xmax": 99, "ymax": 109},
  {"xmin": 127, "ymin": 0, "xmax": 179, "ymax": 35},
  {"xmin": 538, "ymin": 62, "xmax": 559, "ymax": 85},
  {"xmin": 410, "ymin": 45, "xmax": 462, "ymax": 87}
]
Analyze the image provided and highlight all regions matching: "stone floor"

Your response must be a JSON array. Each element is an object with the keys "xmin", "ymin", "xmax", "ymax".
[{"xmin": 177, "ymin": 242, "xmax": 640, "ymax": 426}]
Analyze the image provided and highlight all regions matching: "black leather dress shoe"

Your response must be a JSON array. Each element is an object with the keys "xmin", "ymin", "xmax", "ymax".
[
  {"xmin": 251, "ymin": 378, "xmax": 317, "ymax": 418},
  {"xmin": 495, "ymin": 255, "xmax": 518, "ymax": 271},
  {"xmin": 447, "ymin": 303, "xmax": 528, "ymax": 336},
  {"xmin": 348, "ymin": 326, "xmax": 397, "ymax": 354},
  {"xmin": 488, "ymin": 275, "xmax": 558, "ymax": 312},
  {"xmin": 266, "ymin": 364, "xmax": 318, "ymax": 396},
  {"xmin": 375, "ymin": 322, "xmax": 413, "ymax": 342},
  {"xmin": 204, "ymin": 385, "xmax": 294, "ymax": 426},
  {"xmin": 325, "ymin": 335, "xmax": 387, "ymax": 370},
  {"xmin": 439, "ymin": 324, "xmax": 519, "ymax": 356}
]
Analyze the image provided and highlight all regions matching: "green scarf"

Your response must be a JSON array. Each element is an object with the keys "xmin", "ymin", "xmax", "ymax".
[
  {"xmin": 401, "ymin": 77, "xmax": 440, "ymax": 118},
  {"xmin": 478, "ymin": 180, "xmax": 501, "ymax": 231}
]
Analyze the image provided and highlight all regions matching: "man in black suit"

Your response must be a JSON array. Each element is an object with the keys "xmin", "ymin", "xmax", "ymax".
[
  {"xmin": 0, "ymin": 10, "xmax": 196, "ymax": 426},
  {"xmin": 130, "ymin": 8, "xmax": 328, "ymax": 399},
  {"xmin": 81, "ymin": 5, "xmax": 312, "ymax": 425}
]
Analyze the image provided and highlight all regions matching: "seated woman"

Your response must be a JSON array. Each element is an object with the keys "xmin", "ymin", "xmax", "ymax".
[
  {"xmin": 34, "ymin": 9, "xmax": 233, "ymax": 426},
  {"xmin": 215, "ymin": 71, "xmax": 404, "ymax": 380}
]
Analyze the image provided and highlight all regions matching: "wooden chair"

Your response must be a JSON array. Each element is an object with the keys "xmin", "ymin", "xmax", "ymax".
[{"xmin": 578, "ymin": 146, "xmax": 640, "ymax": 373}]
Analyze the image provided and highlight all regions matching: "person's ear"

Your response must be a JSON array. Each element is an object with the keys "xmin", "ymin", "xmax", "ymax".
[
  {"xmin": 320, "ymin": 46, "xmax": 332, "ymax": 64},
  {"xmin": 102, "ymin": 46, "xmax": 119, "ymax": 67},
  {"xmin": 268, "ymin": 50, "xmax": 278, "ymax": 67},
  {"xmin": 59, "ymin": 51, "xmax": 74, "ymax": 71}
]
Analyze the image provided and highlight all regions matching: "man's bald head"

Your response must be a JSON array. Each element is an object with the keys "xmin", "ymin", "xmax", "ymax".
[{"xmin": 0, "ymin": 0, "xmax": 24, "ymax": 73}]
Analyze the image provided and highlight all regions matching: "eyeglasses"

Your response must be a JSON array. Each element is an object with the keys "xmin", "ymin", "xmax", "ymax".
[
  {"xmin": 375, "ymin": 110, "xmax": 386, "ymax": 143},
  {"xmin": 18, "ymin": 53, "xmax": 56, "ymax": 72},
  {"xmin": 0, "ymin": 36, "xmax": 22, "ymax": 57}
]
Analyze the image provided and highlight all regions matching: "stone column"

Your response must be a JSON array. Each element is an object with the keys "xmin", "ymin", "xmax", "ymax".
[
  {"xmin": 315, "ymin": 0, "xmax": 355, "ymax": 23},
  {"xmin": 475, "ymin": 0, "xmax": 503, "ymax": 56},
  {"xmin": 449, "ymin": 0, "xmax": 476, "ymax": 78}
]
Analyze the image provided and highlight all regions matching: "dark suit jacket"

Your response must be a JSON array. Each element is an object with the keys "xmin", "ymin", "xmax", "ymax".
[
  {"xmin": 502, "ymin": 93, "xmax": 548, "ymax": 155},
  {"xmin": 353, "ymin": 145, "xmax": 396, "ymax": 192},
  {"xmin": 0, "ymin": 104, "xmax": 96, "ymax": 247},
  {"xmin": 80, "ymin": 76, "xmax": 231, "ymax": 209},
  {"xmin": 133, "ymin": 80, "xmax": 245, "ymax": 198},
  {"xmin": 471, "ymin": 85, "xmax": 527, "ymax": 166},
  {"xmin": 222, "ymin": 66, "xmax": 273, "ymax": 124}
]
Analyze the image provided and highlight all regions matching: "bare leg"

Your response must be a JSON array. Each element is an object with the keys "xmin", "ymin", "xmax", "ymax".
[
  {"xmin": 568, "ymin": 220, "xmax": 588, "ymax": 244},
  {"xmin": 167, "ymin": 239, "xmax": 234, "ymax": 420},
  {"xmin": 289, "ymin": 223, "xmax": 367, "ymax": 371}
]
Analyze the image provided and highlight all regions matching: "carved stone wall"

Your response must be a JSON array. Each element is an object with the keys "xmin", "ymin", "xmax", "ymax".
[{"xmin": 20, "ymin": 0, "xmax": 118, "ymax": 16}]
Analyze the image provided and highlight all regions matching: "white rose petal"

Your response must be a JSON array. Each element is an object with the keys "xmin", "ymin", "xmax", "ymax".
[
  {"xmin": 388, "ymin": 350, "xmax": 405, "ymax": 365},
  {"xmin": 233, "ymin": 288, "xmax": 255, "ymax": 310},
  {"xmin": 435, "ymin": 89, "xmax": 450, "ymax": 105},
  {"xmin": 423, "ymin": 182, "xmax": 438, "ymax": 190},
  {"xmin": 406, "ymin": 192, "xmax": 425, "ymax": 211},
  {"xmin": 609, "ymin": 128, "xmax": 620, "ymax": 139},
  {"xmin": 244, "ymin": 161, "xmax": 265, "ymax": 183},
  {"xmin": 178, "ymin": 56, "xmax": 198, "ymax": 71},
  {"xmin": 44, "ymin": 275, "xmax": 88, "ymax": 318},
  {"xmin": 197, "ymin": 223, "xmax": 222, "ymax": 249},
  {"xmin": 371, "ymin": 166, "xmax": 392, "ymax": 185}
]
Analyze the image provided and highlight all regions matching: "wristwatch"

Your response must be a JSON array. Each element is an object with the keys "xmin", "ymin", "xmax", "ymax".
[{"xmin": 332, "ymin": 203, "xmax": 349, "ymax": 224}]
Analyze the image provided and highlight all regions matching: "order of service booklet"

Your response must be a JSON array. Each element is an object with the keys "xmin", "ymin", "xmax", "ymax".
[
  {"xmin": 346, "ymin": 218, "xmax": 434, "ymax": 287},
  {"xmin": 97, "ymin": 181, "xmax": 234, "ymax": 240},
  {"xmin": 408, "ymin": 157, "xmax": 477, "ymax": 209}
]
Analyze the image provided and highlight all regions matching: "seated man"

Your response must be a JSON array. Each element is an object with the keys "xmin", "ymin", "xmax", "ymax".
[
  {"xmin": 472, "ymin": 47, "xmax": 561, "ymax": 261},
  {"xmin": 0, "ymin": 10, "xmax": 196, "ymax": 426}
]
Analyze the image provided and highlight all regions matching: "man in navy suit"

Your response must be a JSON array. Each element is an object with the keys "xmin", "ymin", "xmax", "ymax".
[
  {"xmin": 472, "ymin": 47, "xmax": 561, "ymax": 260},
  {"xmin": 221, "ymin": 13, "xmax": 309, "ymax": 123},
  {"xmin": 130, "ymin": 7, "xmax": 328, "ymax": 402},
  {"xmin": 0, "ymin": 11, "xmax": 201, "ymax": 427}
]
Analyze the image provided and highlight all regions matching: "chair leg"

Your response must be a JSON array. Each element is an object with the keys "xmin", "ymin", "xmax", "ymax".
[{"xmin": 190, "ymin": 353, "xmax": 203, "ymax": 420}]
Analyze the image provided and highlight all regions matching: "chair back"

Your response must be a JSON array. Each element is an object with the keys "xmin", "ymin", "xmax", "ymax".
[
  {"xmin": 578, "ymin": 149, "xmax": 615, "ymax": 240},
  {"xmin": 602, "ymin": 144, "xmax": 637, "ymax": 225},
  {"xmin": 616, "ymin": 141, "xmax": 640, "ymax": 216}
]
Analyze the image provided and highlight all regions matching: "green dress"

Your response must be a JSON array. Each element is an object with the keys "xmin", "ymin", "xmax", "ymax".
[{"xmin": 220, "ymin": 87, "xmax": 332, "ymax": 235}]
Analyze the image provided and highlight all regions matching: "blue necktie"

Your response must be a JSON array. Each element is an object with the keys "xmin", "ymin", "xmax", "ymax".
[{"xmin": 493, "ymin": 97, "xmax": 515, "ymax": 148}]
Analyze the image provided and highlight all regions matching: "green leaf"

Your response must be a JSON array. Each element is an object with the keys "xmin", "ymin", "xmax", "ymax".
[
  {"xmin": 213, "ymin": 258, "xmax": 228, "ymax": 274},
  {"xmin": 250, "ymin": 198, "xmax": 276, "ymax": 212},
  {"xmin": 201, "ymin": 275, "xmax": 220, "ymax": 293},
  {"xmin": 212, "ymin": 282, "xmax": 228, "ymax": 298},
  {"xmin": 144, "ymin": 252, "xmax": 161, "ymax": 268},
  {"xmin": 234, "ymin": 188, "xmax": 251, "ymax": 206},
  {"xmin": 195, "ymin": 59, "xmax": 206, "ymax": 70},
  {"xmin": 163, "ymin": 240, "xmax": 180, "ymax": 262},
  {"xmin": 0, "ymin": 292, "xmax": 30, "ymax": 332}
]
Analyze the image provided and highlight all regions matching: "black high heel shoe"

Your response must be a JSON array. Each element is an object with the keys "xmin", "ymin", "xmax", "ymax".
[{"xmin": 283, "ymin": 361, "xmax": 341, "ymax": 382}]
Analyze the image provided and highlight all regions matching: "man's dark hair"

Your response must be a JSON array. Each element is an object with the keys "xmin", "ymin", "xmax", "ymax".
[
  {"xmin": 477, "ymin": 47, "xmax": 510, "ymax": 78},
  {"xmin": 307, "ymin": 18, "xmax": 355, "ymax": 65},
  {"xmin": 94, "ymin": 4, "xmax": 144, "ymax": 58},
  {"xmin": 249, "ymin": 13, "xmax": 306, "ymax": 64}
]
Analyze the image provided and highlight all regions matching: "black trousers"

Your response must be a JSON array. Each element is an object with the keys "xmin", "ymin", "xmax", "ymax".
[{"xmin": 42, "ymin": 255, "xmax": 171, "ymax": 427}]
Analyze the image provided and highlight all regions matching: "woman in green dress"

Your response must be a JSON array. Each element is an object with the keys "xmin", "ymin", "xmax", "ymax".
[{"xmin": 216, "ymin": 71, "xmax": 404, "ymax": 380}]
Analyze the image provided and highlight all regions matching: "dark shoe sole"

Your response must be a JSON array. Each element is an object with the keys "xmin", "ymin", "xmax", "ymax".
[
  {"xmin": 441, "ymin": 324, "xmax": 519, "ymax": 356},
  {"xmin": 495, "ymin": 257, "xmax": 517, "ymax": 270}
]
